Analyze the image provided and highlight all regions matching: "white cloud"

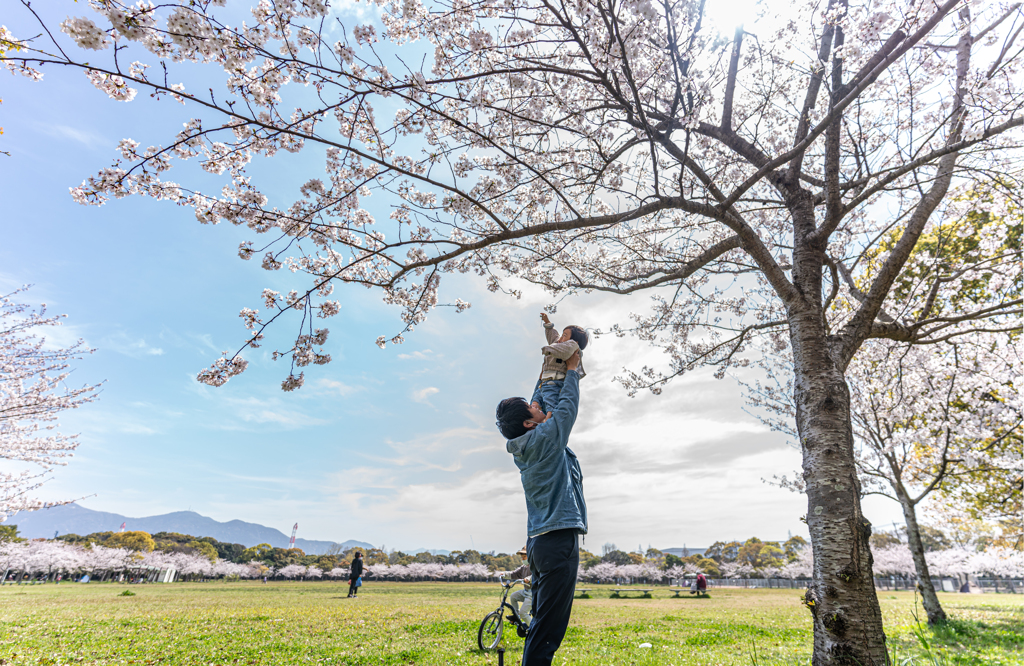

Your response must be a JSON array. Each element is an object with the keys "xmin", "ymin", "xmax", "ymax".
[
  {"xmin": 120, "ymin": 424, "xmax": 158, "ymax": 435},
  {"xmin": 103, "ymin": 332, "xmax": 164, "ymax": 358},
  {"xmin": 327, "ymin": 0, "xmax": 379, "ymax": 24},
  {"xmin": 397, "ymin": 349, "xmax": 435, "ymax": 360},
  {"xmin": 36, "ymin": 123, "xmax": 106, "ymax": 148},
  {"xmin": 412, "ymin": 386, "xmax": 440, "ymax": 404},
  {"xmin": 229, "ymin": 398, "xmax": 330, "ymax": 428},
  {"xmin": 314, "ymin": 378, "xmax": 361, "ymax": 396}
]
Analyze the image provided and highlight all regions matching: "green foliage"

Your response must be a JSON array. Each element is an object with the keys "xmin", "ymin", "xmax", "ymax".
[
  {"xmin": 186, "ymin": 540, "xmax": 219, "ymax": 564},
  {"xmin": 870, "ymin": 526, "xmax": 953, "ymax": 553},
  {"xmin": 239, "ymin": 543, "xmax": 275, "ymax": 563},
  {"xmin": 57, "ymin": 531, "xmax": 114, "ymax": 546},
  {"xmin": 705, "ymin": 540, "xmax": 742, "ymax": 562},
  {"xmin": 783, "ymin": 536, "xmax": 807, "ymax": 561},
  {"xmin": 693, "ymin": 557, "xmax": 721, "ymax": 578},
  {"xmin": 600, "ymin": 549, "xmax": 634, "ymax": 566},
  {"xmin": 480, "ymin": 552, "xmax": 520, "ymax": 572},
  {"xmin": 736, "ymin": 538, "xmax": 785, "ymax": 570},
  {"xmin": 0, "ymin": 524, "xmax": 23, "ymax": 543},
  {"xmin": 104, "ymin": 531, "xmax": 156, "ymax": 553},
  {"xmin": 871, "ymin": 529, "xmax": 904, "ymax": 550}
]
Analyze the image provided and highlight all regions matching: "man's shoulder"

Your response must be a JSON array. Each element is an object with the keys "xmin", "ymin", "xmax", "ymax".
[
  {"xmin": 508, "ymin": 424, "xmax": 562, "ymax": 459},
  {"xmin": 506, "ymin": 429, "xmax": 537, "ymax": 457}
]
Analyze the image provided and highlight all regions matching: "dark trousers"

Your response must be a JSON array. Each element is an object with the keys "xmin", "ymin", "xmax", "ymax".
[
  {"xmin": 348, "ymin": 579, "xmax": 359, "ymax": 596},
  {"xmin": 522, "ymin": 528, "xmax": 579, "ymax": 666}
]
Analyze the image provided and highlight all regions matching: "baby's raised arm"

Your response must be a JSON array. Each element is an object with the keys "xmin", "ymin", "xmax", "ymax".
[{"xmin": 541, "ymin": 312, "xmax": 559, "ymax": 344}]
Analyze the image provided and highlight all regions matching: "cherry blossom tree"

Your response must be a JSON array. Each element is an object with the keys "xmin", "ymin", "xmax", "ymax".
[
  {"xmin": 846, "ymin": 335, "xmax": 1020, "ymax": 623},
  {"xmin": 0, "ymin": 287, "xmax": 102, "ymax": 521},
  {"xmin": 870, "ymin": 545, "xmax": 917, "ymax": 578},
  {"xmin": 779, "ymin": 547, "xmax": 814, "ymax": 579},
  {"xmin": 4, "ymin": 0, "xmax": 1023, "ymax": 660}
]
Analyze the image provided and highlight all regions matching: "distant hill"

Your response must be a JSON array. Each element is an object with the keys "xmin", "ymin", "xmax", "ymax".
[
  {"xmin": 410, "ymin": 548, "xmax": 452, "ymax": 556},
  {"xmin": 6, "ymin": 504, "xmax": 374, "ymax": 555}
]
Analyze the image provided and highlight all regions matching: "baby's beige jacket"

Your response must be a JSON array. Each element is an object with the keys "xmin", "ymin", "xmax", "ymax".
[{"xmin": 540, "ymin": 323, "xmax": 587, "ymax": 380}]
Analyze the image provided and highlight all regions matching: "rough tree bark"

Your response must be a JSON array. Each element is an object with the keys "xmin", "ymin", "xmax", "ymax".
[{"xmin": 788, "ymin": 196, "xmax": 889, "ymax": 659}]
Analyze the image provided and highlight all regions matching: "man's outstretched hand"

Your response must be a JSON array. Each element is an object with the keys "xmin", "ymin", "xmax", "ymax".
[{"xmin": 565, "ymin": 350, "xmax": 581, "ymax": 371}]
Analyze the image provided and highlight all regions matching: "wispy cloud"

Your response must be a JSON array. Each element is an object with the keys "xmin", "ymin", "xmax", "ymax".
[
  {"xmin": 224, "ymin": 396, "xmax": 331, "ymax": 429},
  {"xmin": 314, "ymin": 378, "xmax": 361, "ymax": 396},
  {"xmin": 120, "ymin": 424, "xmax": 158, "ymax": 435},
  {"xmin": 412, "ymin": 386, "xmax": 440, "ymax": 404},
  {"xmin": 36, "ymin": 123, "xmax": 107, "ymax": 148},
  {"xmin": 103, "ymin": 332, "xmax": 164, "ymax": 358},
  {"xmin": 397, "ymin": 349, "xmax": 435, "ymax": 360}
]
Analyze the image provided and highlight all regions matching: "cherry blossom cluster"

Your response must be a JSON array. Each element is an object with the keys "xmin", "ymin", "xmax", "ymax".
[
  {"xmin": 850, "ymin": 337, "xmax": 1021, "ymax": 504},
  {"xmin": 5, "ymin": 0, "xmax": 1018, "ymax": 392},
  {"xmin": 0, "ymin": 288, "xmax": 102, "ymax": 521}
]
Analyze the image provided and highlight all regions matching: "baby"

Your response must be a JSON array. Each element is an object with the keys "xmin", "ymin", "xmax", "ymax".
[{"xmin": 532, "ymin": 312, "xmax": 588, "ymax": 416}]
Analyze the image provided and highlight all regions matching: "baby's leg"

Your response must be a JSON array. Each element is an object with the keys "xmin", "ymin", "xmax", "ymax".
[{"xmin": 538, "ymin": 379, "xmax": 564, "ymax": 414}]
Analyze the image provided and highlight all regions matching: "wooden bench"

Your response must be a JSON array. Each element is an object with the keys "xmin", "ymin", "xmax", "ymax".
[
  {"xmin": 609, "ymin": 588, "xmax": 653, "ymax": 598},
  {"xmin": 574, "ymin": 588, "xmax": 592, "ymax": 598},
  {"xmin": 669, "ymin": 587, "xmax": 709, "ymax": 597}
]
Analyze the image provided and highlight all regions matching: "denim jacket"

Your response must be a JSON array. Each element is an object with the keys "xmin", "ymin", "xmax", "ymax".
[{"xmin": 506, "ymin": 370, "xmax": 588, "ymax": 538}]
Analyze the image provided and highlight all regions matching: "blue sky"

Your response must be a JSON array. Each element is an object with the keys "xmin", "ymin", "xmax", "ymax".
[{"xmin": 1, "ymin": 0, "xmax": 904, "ymax": 554}]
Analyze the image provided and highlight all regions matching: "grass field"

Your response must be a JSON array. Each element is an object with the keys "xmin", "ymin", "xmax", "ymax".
[{"xmin": 1, "ymin": 582, "xmax": 1021, "ymax": 665}]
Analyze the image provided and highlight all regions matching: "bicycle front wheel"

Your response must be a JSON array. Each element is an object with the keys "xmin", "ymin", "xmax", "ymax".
[{"xmin": 477, "ymin": 610, "xmax": 504, "ymax": 651}]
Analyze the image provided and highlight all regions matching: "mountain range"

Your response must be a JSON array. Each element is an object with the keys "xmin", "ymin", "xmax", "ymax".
[{"xmin": 6, "ymin": 504, "xmax": 374, "ymax": 555}]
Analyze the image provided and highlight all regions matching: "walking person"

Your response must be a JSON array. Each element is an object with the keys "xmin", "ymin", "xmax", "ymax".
[
  {"xmin": 495, "ymin": 350, "xmax": 586, "ymax": 666},
  {"xmin": 347, "ymin": 552, "xmax": 364, "ymax": 598}
]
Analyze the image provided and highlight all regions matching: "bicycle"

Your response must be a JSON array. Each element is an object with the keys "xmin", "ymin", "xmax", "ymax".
[{"xmin": 478, "ymin": 575, "xmax": 530, "ymax": 651}]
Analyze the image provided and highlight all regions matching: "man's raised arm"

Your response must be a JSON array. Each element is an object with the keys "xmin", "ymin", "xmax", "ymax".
[{"xmin": 550, "ymin": 354, "xmax": 581, "ymax": 436}]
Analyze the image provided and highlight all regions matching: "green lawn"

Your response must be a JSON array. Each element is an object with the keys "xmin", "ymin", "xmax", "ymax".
[{"xmin": 0, "ymin": 582, "xmax": 1020, "ymax": 665}]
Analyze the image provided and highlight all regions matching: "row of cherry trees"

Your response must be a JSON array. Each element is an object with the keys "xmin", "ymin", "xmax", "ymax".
[
  {"xmin": 579, "ymin": 555, "xmax": 815, "ymax": 583},
  {"xmin": 1, "ymin": 539, "xmax": 255, "ymax": 580},
  {"xmin": 584, "ymin": 546, "xmax": 1024, "ymax": 583},
  {"xmin": 0, "ymin": 539, "xmax": 494, "ymax": 582},
  {"xmin": 871, "ymin": 545, "xmax": 1024, "ymax": 580}
]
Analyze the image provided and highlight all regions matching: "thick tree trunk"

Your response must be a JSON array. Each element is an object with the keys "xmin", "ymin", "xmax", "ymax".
[
  {"xmin": 897, "ymin": 493, "xmax": 947, "ymax": 624},
  {"xmin": 790, "ymin": 311, "xmax": 889, "ymax": 665}
]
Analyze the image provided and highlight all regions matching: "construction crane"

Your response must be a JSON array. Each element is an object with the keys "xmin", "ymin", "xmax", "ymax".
[{"xmin": 288, "ymin": 523, "xmax": 298, "ymax": 550}]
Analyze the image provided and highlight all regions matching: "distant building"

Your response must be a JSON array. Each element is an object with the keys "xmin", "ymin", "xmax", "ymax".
[{"xmin": 661, "ymin": 547, "xmax": 708, "ymax": 558}]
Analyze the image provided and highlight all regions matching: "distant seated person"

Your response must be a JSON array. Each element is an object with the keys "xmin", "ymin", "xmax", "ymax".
[
  {"xmin": 501, "ymin": 546, "xmax": 533, "ymax": 626},
  {"xmin": 534, "ymin": 312, "xmax": 588, "ymax": 415}
]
